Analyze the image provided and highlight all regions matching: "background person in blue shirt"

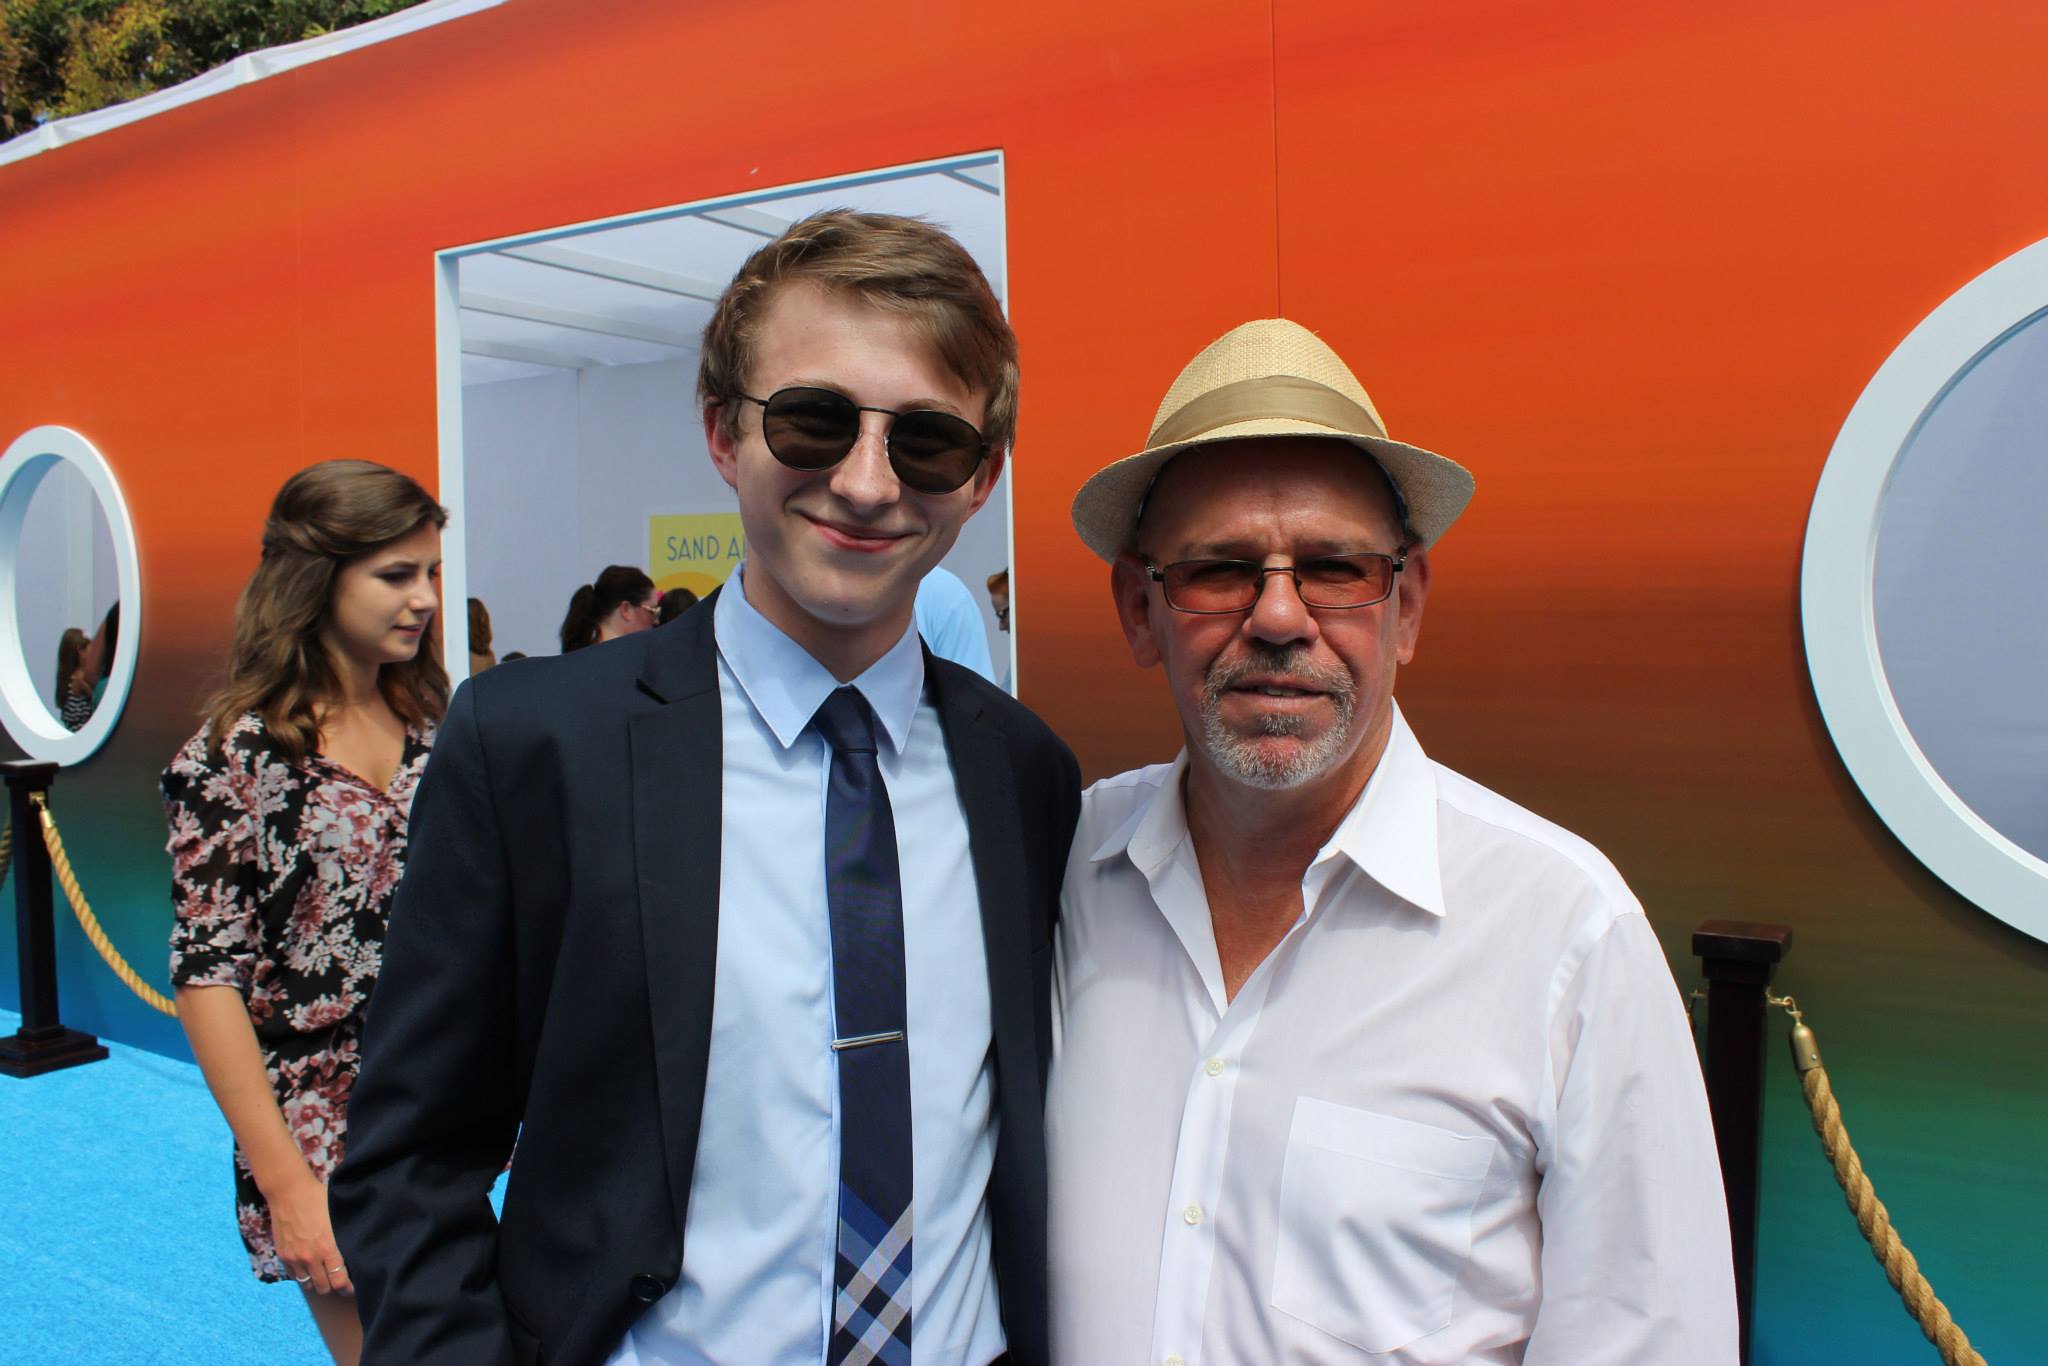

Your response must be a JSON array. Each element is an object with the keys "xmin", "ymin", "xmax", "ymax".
[
  {"xmin": 332, "ymin": 210, "xmax": 1081, "ymax": 1366},
  {"xmin": 916, "ymin": 566, "xmax": 997, "ymax": 683}
]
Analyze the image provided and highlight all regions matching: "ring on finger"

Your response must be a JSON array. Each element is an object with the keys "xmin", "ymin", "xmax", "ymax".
[
  {"xmin": 327, "ymin": 1264, "xmax": 346, "ymax": 1274},
  {"xmin": 294, "ymin": 1273, "xmax": 313, "ymax": 1283}
]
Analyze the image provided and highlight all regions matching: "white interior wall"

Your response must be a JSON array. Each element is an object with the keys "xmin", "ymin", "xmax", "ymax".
[
  {"xmin": 577, "ymin": 354, "xmax": 727, "ymax": 580},
  {"xmin": 459, "ymin": 369, "xmax": 579, "ymax": 659},
  {"xmin": 461, "ymin": 356, "xmax": 1011, "ymax": 676}
]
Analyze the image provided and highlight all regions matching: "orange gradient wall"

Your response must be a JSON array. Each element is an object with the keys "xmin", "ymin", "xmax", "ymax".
[{"xmin": 4, "ymin": 1, "xmax": 2046, "ymax": 1360}]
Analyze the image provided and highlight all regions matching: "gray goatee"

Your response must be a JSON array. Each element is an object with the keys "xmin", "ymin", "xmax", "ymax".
[{"xmin": 1198, "ymin": 644, "xmax": 1357, "ymax": 790}]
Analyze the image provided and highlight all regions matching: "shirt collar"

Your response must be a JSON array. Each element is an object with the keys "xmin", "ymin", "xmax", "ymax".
[
  {"xmin": 1090, "ymin": 750, "xmax": 1192, "ymax": 874},
  {"xmin": 1317, "ymin": 704, "xmax": 1445, "ymax": 917},
  {"xmin": 1091, "ymin": 701, "xmax": 1447, "ymax": 918},
  {"xmin": 712, "ymin": 563, "xmax": 924, "ymax": 754}
]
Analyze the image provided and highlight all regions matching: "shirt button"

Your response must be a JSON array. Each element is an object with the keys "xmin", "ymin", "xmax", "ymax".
[
  {"xmin": 1183, "ymin": 1202, "xmax": 1204, "ymax": 1225},
  {"xmin": 1204, "ymin": 1056, "xmax": 1225, "ymax": 1077}
]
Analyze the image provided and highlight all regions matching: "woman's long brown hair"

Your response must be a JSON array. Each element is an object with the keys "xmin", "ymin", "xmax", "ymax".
[{"xmin": 203, "ymin": 460, "xmax": 449, "ymax": 760}]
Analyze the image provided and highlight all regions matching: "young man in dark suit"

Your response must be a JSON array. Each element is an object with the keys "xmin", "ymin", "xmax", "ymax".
[{"xmin": 332, "ymin": 211, "xmax": 1080, "ymax": 1366}]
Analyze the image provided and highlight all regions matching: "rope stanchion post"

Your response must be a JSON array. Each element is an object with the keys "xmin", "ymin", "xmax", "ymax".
[
  {"xmin": 1693, "ymin": 918, "xmax": 1792, "ymax": 1366},
  {"xmin": 0, "ymin": 760, "xmax": 107, "ymax": 1077}
]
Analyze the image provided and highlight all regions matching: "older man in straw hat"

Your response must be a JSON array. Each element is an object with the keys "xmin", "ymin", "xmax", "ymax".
[{"xmin": 1046, "ymin": 320, "xmax": 1736, "ymax": 1365}]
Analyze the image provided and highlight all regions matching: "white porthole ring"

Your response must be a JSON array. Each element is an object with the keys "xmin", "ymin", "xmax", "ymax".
[
  {"xmin": 0, "ymin": 426, "xmax": 143, "ymax": 765},
  {"xmin": 1801, "ymin": 239, "xmax": 2048, "ymax": 945}
]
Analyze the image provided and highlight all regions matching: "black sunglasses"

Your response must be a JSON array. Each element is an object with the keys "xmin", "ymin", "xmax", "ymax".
[{"xmin": 737, "ymin": 387, "xmax": 990, "ymax": 495}]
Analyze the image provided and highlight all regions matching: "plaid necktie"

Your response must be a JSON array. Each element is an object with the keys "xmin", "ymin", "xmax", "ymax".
[{"xmin": 813, "ymin": 687, "xmax": 914, "ymax": 1366}]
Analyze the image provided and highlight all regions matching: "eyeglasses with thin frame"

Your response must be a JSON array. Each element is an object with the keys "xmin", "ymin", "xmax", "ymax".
[
  {"xmin": 736, "ymin": 386, "xmax": 990, "ymax": 495},
  {"xmin": 1146, "ymin": 552, "xmax": 1406, "ymax": 614}
]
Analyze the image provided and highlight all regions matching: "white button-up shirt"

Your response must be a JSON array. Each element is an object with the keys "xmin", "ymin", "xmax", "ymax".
[{"xmin": 1048, "ymin": 706, "xmax": 1736, "ymax": 1366}]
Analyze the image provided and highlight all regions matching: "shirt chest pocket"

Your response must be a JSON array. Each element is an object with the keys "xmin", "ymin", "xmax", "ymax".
[{"xmin": 1272, "ymin": 1097, "xmax": 1496, "ymax": 1355}]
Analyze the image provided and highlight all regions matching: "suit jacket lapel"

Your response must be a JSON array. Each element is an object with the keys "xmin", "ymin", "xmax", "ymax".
[
  {"xmin": 631, "ymin": 595, "xmax": 723, "ymax": 1238},
  {"xmin": 930, "ymin": 658, "xmax": 1040, "ymax": 1115}
]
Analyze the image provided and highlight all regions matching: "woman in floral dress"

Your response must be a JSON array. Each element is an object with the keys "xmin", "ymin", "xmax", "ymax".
[{"xmin": 164, "ymin": 460, "xmax": 446, "ymax": 1366}]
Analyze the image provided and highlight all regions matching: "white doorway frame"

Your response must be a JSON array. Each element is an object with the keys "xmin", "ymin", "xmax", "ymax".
[{"xmin": 431, "ymin": 150, "xmax": 1015, "ymax": 689}]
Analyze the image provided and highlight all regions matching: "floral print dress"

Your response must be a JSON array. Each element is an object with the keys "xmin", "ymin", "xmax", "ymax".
[{"xmin": 163, "ymin": 710, "xmax": 433, "ymax": 1281}]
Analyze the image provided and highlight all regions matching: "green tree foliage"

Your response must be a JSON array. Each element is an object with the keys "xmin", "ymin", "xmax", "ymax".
[{"xmin": 1, "ymin": 0, "xmax": 427, "ymax": 140}]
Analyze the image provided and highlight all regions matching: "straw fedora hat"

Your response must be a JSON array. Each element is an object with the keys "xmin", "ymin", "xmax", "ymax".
[{"xmin": 1069, "ymin": 318, "xmax": 1475, "ymax": 561}]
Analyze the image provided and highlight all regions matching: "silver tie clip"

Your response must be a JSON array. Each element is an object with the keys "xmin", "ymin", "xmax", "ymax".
[{"xmin": 831, "ymin": 1030, "xmax": 907, "ymax": 1052}]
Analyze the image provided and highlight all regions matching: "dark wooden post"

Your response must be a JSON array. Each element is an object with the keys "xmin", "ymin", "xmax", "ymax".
[
  {"xmin": 1692, "ymin": 919, "xmax": 1791, "ymax": 1366},
  {"xmin": 0, "ymin": 760, "xmax": 108, "ymax": 1077}
]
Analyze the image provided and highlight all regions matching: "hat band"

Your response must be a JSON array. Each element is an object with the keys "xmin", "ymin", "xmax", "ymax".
[{"xmin": 1147, "ymin": 375, "xmax": 1387, "ymax": 449}]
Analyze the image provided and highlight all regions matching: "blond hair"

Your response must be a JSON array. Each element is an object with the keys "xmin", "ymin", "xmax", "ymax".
[{"xmin": 697, "ymin": 209, "xmax": 1018, "ymax": 451}]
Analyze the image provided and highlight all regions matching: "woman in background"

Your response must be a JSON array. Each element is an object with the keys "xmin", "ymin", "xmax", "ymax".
[
  {"xmin": 557, "ymin": 563, "xmax": 657, "ymax": 651},
  {"xmin": 467, "ymin": 596, "xmax": 497, "ymax": 674},
  {"xmin": 56, "ymin": 603, "xmax": 122, "ymax": 730},
  {"xmin": 55, "ymin": 626, "xmax": 92, "ymax": 731},
  {"xmin": 656, "ymin": 585, "xmax": 698, "ymax": 625},
  {"xmin": 162, "ymin": 459, "xmax": 446, "ymax": 1366}
]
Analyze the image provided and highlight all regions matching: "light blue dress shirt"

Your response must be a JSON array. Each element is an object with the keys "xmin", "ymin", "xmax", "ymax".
[
  {"xmin": 606, "ymin": 570, "xmax": 1005, "ymax": 1366},
  {"xmin": 914, "ymin": 568, "xmax": 997, "ymax": 684}
]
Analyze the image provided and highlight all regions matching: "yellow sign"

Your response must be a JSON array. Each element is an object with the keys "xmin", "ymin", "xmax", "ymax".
[{"xmin": 649, "ymin": 513, "xmax": 746, "ymax": 597}]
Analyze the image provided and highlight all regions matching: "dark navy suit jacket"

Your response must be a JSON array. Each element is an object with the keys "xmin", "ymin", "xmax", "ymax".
[{"xmin": 332, "ymin": 593, "xmax": 1080, "ymax": 1366}]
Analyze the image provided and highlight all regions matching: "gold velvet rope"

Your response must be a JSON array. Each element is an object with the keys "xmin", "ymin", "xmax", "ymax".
[
  {"xmin": 0, "ymin": 820, "xmax": 11, "ymax": 888},
  {"xmin": 1770, "ymin": 994, "xmax": 1985, "ymax": 1366},
  {"xmin": 30, "ymin": 793, "xmax": 178, "ymax": 1017}
]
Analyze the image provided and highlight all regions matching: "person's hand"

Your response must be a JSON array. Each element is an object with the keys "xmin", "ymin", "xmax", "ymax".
[{"xmin": 263, "ymin": 1166, "xmax": 354, "ymax": 1297}]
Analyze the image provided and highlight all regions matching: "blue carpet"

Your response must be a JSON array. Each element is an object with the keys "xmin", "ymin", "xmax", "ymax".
[{"xmin": 0, "ymin": 1008, "xmax": 329, "ymax": 1364}]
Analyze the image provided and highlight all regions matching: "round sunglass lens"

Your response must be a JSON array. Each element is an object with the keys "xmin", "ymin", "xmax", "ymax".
[
  {"xmin": 762, "ymin": 389, "xmax": 859, "ymax": 469},
  {"xmin": 889, "ymin": 411, "xmax": 983, "ymax": 492}
]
